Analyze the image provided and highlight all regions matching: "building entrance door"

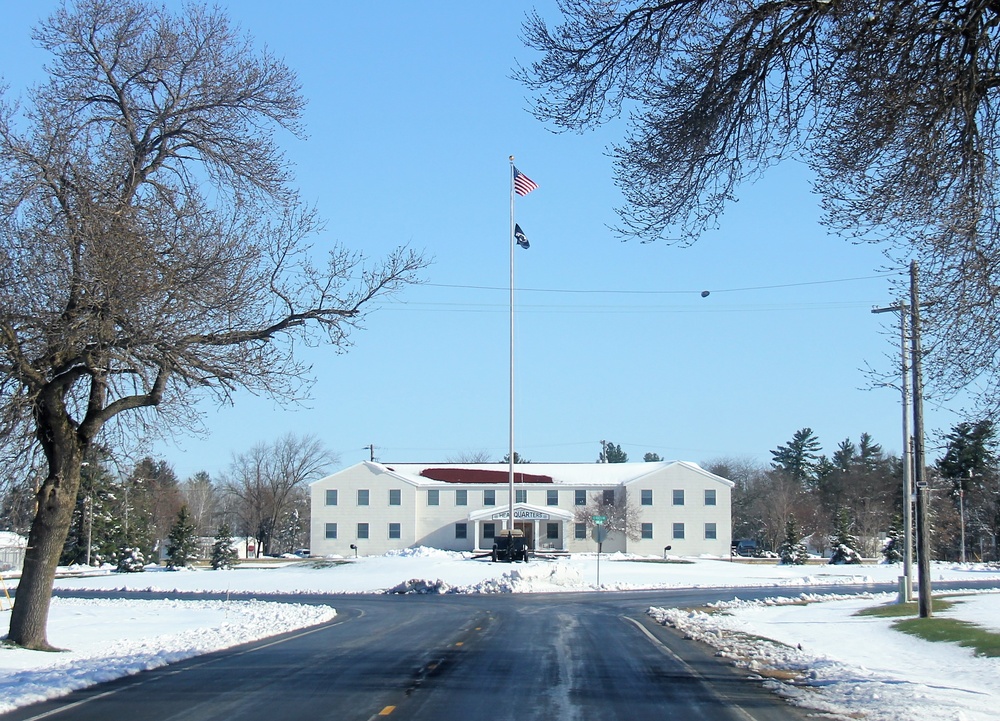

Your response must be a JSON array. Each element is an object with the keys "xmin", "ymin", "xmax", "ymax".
[{"xmin": 515, "ymin": 522, "xmax": 534, "ymax": 550}]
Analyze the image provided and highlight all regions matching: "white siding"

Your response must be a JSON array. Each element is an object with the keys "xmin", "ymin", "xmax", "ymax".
[
  {"xmin": 623, "ymin": 464, "xmax": 732, "ymax": 556},
  {"xmin": 310, "ymin": 461, "xmax": 733, "ymax": 558}
]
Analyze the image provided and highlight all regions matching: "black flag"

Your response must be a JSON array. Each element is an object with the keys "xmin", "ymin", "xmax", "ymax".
[{"xmin": 514, "ymin": 223, "xmax": 530, "ymax": 249}]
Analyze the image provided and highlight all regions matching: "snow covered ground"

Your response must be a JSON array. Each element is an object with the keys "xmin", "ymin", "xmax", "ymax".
[{"xmin": 2, "ymin": 550, "xmax": 1000, "ymax": 719}]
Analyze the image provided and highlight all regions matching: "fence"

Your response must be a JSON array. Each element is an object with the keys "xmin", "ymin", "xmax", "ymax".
[{"xmin": 0, "ymin": 545, "xmax": 26, "ymax": 573}]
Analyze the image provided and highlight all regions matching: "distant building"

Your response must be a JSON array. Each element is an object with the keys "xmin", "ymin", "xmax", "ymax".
[
  {"xmin": 310, "ymin": 461, "xmax": 733, "ymax": 557},
  {"xmin": 0, "ymin": 531, "xmax": 26, "ymax": 572}
]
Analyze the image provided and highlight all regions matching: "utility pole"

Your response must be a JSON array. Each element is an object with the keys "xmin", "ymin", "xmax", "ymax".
[
  {"xmin": 81, "ymin": 461, "xmax": 93, "ymax": 567},
  {"xmin": 365, "ymin": 444, "xmax": 376, "ymax": 462},
  {"xmin": 910, "ymin": 260, "xmax": 933, "ymax": 618},
  {"xmin": 600, "ymin": 439, "xmax": 607, "ymax": 463},
  {"xmin": 871, "ymin": 300, "xmax": 914, "ymax": 602},
  {"xmin": 958, "ymin": 468, "xmax": 972, "ymax": 564},
  {"xmin": 959, "ymin": 485, "xmax": 966, "ymax": 564},
  {"xmin": 85, "ymin": 495, "xmax": 93, "ymax": 567}
]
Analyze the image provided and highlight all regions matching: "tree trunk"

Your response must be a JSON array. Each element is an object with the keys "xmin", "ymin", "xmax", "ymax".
[{"xmin": 8, "ymin": 415, "xmax": 84, "ymax": 650}]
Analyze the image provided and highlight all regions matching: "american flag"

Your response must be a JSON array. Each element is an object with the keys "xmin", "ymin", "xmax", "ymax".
[{"xmin": 513, "ymin": 167, "xmax": 538, "ymax": 196}]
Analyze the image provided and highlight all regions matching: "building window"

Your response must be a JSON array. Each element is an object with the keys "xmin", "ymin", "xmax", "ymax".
[
  {"xmin": 357, "ymin": 489, "xmax": 369, "ymax": 506},
  {"xmin": 389, "ymin": 489, "xmax": 401, "ymax": 506},
  {"xmin": 456, "ymin": 489, "xmax": 468, "ymax": 506},
  {"xmin": 603, "ymin": 489, "xmax": 615, "ymax": 505},
  {"xmin": 575, "ymin": 490, "xmax": 586, "ymax": 506},
  {"xmin": 357, "ymin": 523, "xmax": 369, "ymax": 540},
  {"xmin": 427, "ymin": 489, "xmax": 439, "ymax": 506},
  {"xmin": 705, "ymin": 522, "xmax": 717, "ymax": 540},
  {"xmin": 672, "ymin": 489, "xmax": 685, "ymax": 506},
  {"xmin": 484, "ymin": 522, "xmax": 496, "ymax": 539},
  {"xmin": 325, "ymin": 489, "xmax": 338, "ymax": 506},
  {"xmin": 325, "ymin": 523, "xmax": 337, "ymax": 539},
  {"xmin": 484, "ymin": 490, "xmax": 496, "ymax": 506},
  {"xmin": 388, "ymin": 523, "xmax": 401, "ymax": 539},
  {"xmin": 641, "ymin": 523, "xmax": 653, "ymax": 540},
  {"xmin": 672, "ymin": 522, "xmax": 685, "ymax": 540},
  {"xmin": 547, "ymin": 489, "xmax": 558, "ymax": 506},
  {"xmin": 547, "ymin": 523, "xmax": 559, "ymax": 540},
  {"xmin": 455, "ymin": 523, "xmax": 468, "ymax": 539},
  {"xmin": 575, "ymin": 523, "xmax": 586, "ymax": 539},
  {"xmin": 641, "ymin": 489, "xmax": 653, "ymax": 506},
  {"xmin": 705, "ymin": 489, "xmax": 717, "ymax": 506},
  {"xmin": 516, "ymin": 489, "xmax": 527, "ymax": 503}
]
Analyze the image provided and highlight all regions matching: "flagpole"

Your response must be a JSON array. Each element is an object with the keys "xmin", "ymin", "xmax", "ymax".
[{"xmin": 508, "ymin": 155, "xmax": 516, "ymax": 536}]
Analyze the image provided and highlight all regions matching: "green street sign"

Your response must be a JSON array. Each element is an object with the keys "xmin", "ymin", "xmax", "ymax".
[{"xmin": 592, "ymin": 515, "xmax": 607, "ymax": 525}]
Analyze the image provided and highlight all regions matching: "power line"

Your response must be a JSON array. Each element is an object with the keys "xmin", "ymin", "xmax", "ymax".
[
  {"xmin": 382, "ymin": 299, "xmax": 878, "ymax": 314},
  {"xmin": 423, "ymin": 271, "xmax": 899, "ymax": 296}
]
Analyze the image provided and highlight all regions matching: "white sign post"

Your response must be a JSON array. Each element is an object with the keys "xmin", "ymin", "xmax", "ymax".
[{"xmin": 591, "ymin": 516, "xmax": 608, "ymax": 589}]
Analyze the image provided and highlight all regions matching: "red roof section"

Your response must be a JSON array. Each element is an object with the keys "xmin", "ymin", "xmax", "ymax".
[{"xmin": 419, "ymin": 468, "xmax": 554, "ymax": 484}]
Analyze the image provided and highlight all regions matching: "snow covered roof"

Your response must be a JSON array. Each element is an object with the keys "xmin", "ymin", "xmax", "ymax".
[
  {"xmin": 0, "ymin": 531, "xmax": 26, "ymax": 548},
  {"xmin": 324, "ymin": 460, "xmax": 733, "ymax": 488}
]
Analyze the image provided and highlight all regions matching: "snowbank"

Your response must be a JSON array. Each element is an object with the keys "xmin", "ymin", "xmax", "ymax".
[{"xmin": 0, "ymin": 597, "xmax": 335, "ymax": 714}]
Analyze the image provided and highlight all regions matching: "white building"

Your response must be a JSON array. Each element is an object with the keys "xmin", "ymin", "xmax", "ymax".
[{"xmin": 310, "ymin": 461, "xmax": 733, "ymax": 557}]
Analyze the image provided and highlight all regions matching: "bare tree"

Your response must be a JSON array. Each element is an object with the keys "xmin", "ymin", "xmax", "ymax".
[
  {"xmin": 0, "ymin": 0, "xmax": 425, "ymax": 649},
  {"xmin": 446, "ymin": 450, "xmax": 493, "ymax": 464},
  {"xmin": 520, "ymin": 2, "xmax": 1000, "ymax": 412},
  {"xmin": 755, "ymin": 472, "xmax": 811, "ymax": 554},
  {"xmin": 180, "ymin": 472, "xmax": 219, "ymax": 537},
  {"xmin": 223, "ymin": 434, "xmax": 335, "ymax": 557},
  {"xmin": 703, "ymin": 456, "xmax": 771, "ymax": 546},
  {"xmin": 574, "ymin": 489, "xmax": 642, "ymax": 543}
]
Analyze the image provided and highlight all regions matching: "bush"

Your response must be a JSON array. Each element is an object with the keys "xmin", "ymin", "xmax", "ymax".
[{"xmin": 116, "ymin": 547, "xmax": 145, "ymax": 573}]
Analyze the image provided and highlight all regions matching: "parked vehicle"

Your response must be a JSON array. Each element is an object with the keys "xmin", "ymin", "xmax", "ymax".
[
  {"xmin": 492, "ymin": 529, "xmax": 529, "ymax": 562},
  {"xmin": 732, "ymin": 539, "xmax": 760, "ymax": 557}
]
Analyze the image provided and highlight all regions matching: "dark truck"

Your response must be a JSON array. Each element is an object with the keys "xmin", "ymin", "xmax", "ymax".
[
  {"xmin": 492, "ymin": 528, "xmax": 529, "ymax": 562},
  {"xmin": 732, "ymin": 539, "xmax": 760, "ymax": 557}
]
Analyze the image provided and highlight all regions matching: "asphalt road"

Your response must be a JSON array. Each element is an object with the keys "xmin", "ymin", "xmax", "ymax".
[{"xmin": 8, "ymin": 580, "xmax": 999, "ymax": 721}]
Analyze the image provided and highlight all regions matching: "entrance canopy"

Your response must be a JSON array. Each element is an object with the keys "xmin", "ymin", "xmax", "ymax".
[
  {"xmin": 468, "ymin": 503, "xmax": 574, "ymax": 523},
  {"xmin": 468, "ymin": 503, "xmax": 575, "ymax": 552}
]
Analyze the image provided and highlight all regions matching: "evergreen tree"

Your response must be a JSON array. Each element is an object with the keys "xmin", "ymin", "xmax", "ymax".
[
  {"xmin": 936, "ymin": 420, "xmax": 999, "ymax": 561},
  {"xmin": 60, "ymin": 446, "xmax": 121, "ymax": 566},
  {"xmin": 882, "ymin": 515, "xmax": 904, "ymax": 563},
  {"xmin": 501, "ymin": 452, "xmax": 531, "ymax": 464},
  {"xmin": 829, "ymin": 509, "xmax": 862, "ymax": 565},
  {"xmin": 643, "ymin": 452, "xmax": 663, "ymax": 462},
  {"xmin": 598, "ymin": 441, "xmax": 628, "ymax": 463},
  {"xmin": 937, "ymin": 420, "xmax": 997, "ymax": 481},
  {"xmin": 165, "ymin": 506, "xmax": 199, "ymax": 570},
  {"xmin": 857, "ymin": 433, "xmax": 884, "ymax": 471},
  {"xmin": 831, "ymin": 438, "xmax": 856, "ymax": 473},
  {"xmin": 126, "ymin": 457, "xmax": 184, "ymax": 563},
  {"xmin": 211, "ymin": 522, "xmax": 239, "ymax": 570},
  {"xmin": 778, "ymin": 516, "xmax": 810, "ymax": 565},
  {"xmin": 116, "ymin": 547, "xmax": 146, "ymax": 573},
  {"xmin": 770, "ymin": 428, "xmax": 822, "ymax": 485}
]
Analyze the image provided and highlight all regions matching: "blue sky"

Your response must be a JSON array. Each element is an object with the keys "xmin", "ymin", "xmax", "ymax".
[{"xmin": 0, "ymin": 2, "xmax": 963, "ymax": 480}]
